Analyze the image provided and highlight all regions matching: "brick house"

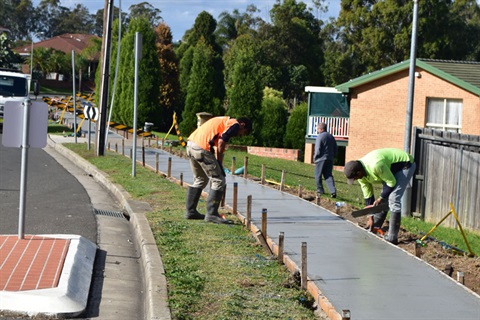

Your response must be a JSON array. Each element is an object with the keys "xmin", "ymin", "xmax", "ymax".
[{"xmin": 305, "ymin": 59, "xmax": 480, "ymax": 163}]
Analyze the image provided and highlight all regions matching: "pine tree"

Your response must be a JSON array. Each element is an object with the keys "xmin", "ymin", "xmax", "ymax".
[{"xmin": 115, "ymin": 17, "xmax": 161, "ymax": 128}]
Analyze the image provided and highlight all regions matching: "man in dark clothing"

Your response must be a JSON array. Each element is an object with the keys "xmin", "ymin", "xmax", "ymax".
[{"xmin": 314, "ymin": 122, "xmax": 337, "ymax": 198}]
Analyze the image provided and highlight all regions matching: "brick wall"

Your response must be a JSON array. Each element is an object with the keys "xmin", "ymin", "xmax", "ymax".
[
  {"xmin": 346, "ymin": 68, "xmax": 480, "ymax": 161},
  {"xmin": 247, "ymin": 146, "xmax": 300, "ymax": 161}
]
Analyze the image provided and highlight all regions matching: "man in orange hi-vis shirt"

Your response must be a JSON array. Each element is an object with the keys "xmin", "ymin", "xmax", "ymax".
[{"xmin": 185, "ymin": 116, "xmax": 252, "ymax": 224}]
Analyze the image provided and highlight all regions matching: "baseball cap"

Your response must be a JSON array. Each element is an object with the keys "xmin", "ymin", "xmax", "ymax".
[{"xmin": 344, "ymin": 160, "xmax": 362, "ymax": 184}]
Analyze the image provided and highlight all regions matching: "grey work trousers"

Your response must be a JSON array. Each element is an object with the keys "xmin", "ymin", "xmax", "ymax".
[
  {"xmin": 186, "ymin": 141, "xmax": 225, "ymax": 191},
  {"xmin": 314, "ymin": 159, "xmax": 336, "ymax": 194}
]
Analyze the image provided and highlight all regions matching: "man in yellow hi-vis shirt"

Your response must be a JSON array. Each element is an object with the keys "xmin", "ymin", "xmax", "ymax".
[{"xmin": 344, "ymin": 148, "xmax": 416, "ymax": 244}]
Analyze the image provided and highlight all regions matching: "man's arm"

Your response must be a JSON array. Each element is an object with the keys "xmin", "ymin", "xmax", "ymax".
[{"xmin": 216, "ymin": 138, "xmax": 226, "ymax": 164}]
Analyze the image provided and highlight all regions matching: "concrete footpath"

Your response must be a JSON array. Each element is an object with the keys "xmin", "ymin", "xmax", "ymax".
[
  {"xmin": 108, "ymin": 135, "xmax": 480, "ymax": 320},
  {"xmin": 4, "ymin": 130, "xmax": 478, "ymax": 319}
]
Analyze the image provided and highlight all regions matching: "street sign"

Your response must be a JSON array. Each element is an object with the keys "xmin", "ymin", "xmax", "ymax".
[
  {"xmin": 83, "ymin": 103, "xmax": 98, "ymax": 121},
  {"xmin": 2, "ymin": 100, "xmax": 48, "ymax": 148}
]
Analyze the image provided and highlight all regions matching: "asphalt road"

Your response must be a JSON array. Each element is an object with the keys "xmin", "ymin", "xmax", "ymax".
[
  {"xmin": 0, "ymin": 133, "xmax": 145, "ymax": 319},
  {"xmin": 0, "ymin": 133, "xmax": 96, "ymax": 241}
]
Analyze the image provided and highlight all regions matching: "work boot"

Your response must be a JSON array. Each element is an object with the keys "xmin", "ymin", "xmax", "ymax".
[
  {"xmin": 205, "ymin": 189, "xmax": 231, "ymax": 224},
  {"xmin": 373, "ymin": 211, "xmax": 387, "ymax": 229},
  {"xmin": 185, "ymin": 187, "xmax": 205, "ymax": 220},
  {"xmin": 385, "ymin": 211, "xmax": 401, "ymax": 244}
]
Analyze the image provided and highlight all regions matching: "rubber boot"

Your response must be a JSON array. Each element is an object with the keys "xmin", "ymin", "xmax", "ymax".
[
  {"xmin": 185, "ymin": 187, "xmax": 205, "ymax": 220},
  {"xmin": 373, "ymin": 211, "xmax": 387, "ymax": 229},
  {"xmin": 205, "ymin": 189, "xmax": 231, "ymax": 224},
  {"xmin": 385, "ymin": 211, "xmax": 401, "ymax": 245}
]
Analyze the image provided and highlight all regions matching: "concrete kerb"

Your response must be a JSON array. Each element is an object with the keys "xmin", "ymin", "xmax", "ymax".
[{"xmin": 47, "ymin": 136, "xmax": 171, "ymax": 320}]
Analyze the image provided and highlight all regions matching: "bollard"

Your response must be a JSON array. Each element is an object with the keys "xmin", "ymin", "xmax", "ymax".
[
  {"xmin": 161, "ymin": 138, "xmax": 165, "ymax": 150},
  {"xmin": 278, "ymin": 232, "xmax": 284, "ymax": 264},
  {"xmin": 261, "ymin": 164, "xmax": 266, "ymax": 185},
  {"xmin": 457, "ymin": 271, "xmax": 465, "ymax": 285},
  {"xmin": 316, "ymin": 193, "xmax": 321, "ymax": 206},
  {"xmin": 142, "ymin": 145, "xmax": 145, "ymax": 167},
  {"xmin": 233, "ymin": 182, "xmax": 238, "ymax": 215},
  {"xmin": 262, "ymin": 208, "xmax": 267, "ymax": 239},
  {"xmin": 155, "ymin": 153, "xmax": 159, "ymax": 174},
  {"xmin": 246, "ymin": 195, "xmax": 252, "ymax": 229},
  {"xmin": 167, "ymin": 157, "xmax": 172, "ymax": 177},
  {"xmin": 122, "ymin": 139, "xmax": 125, "ymax": 156},
  {"xmin": 180, "ymin": 173, "xmax": 183, "ymax": 187},
  {"xmin": 169, "ymin": 145, "xmax": 172, "ymax": 153},
  {"xmin": 301, "ymin": 242, "xmax": 307, "ymax": 290},
  {"xmin": 231, "ymin": 156, "xmax": 236, "ymax": 175},
  {"xmin": 156, "ymin": 136, "xmax": 159, "ymax": 148},
  {"xmin": 115, "ymin": 143, "xmax": 118, "ymax": 153},
  {"xmin": 129, "ymin": 148, "xmax": 132, "ymax": 159},
  {"xmin": 298, "ymin": 185, "xmax": 303, "ymax": 198},
  {"xmin": 243, "ymin": 156, "xmax": 248, "ymax": 179},
  {"xmin": 108, "ymin": 142, "xmax": 110, "ymax": 150}
]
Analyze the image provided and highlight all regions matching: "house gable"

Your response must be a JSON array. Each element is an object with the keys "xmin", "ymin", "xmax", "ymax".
[{"xmin": 337, "ymin": 59, "xmax": 480, "ymax": 162}]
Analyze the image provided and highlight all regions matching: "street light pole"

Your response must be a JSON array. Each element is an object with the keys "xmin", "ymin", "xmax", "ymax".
[{"xmin": 30, "ymin": 32, "xmax": 44, "ymax": 89}]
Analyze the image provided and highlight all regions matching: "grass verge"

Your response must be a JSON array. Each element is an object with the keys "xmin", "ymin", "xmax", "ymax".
[{"xmin": 65, "ymin": 143, "xmax": 318, "ymax": 319}]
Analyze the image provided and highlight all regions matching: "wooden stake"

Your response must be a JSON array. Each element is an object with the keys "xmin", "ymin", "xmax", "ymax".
[
  {"xmin": 301, "ymin": 242, "xmax": 307, "ymax": 290},
  {"xmin": 233, "ymin": 182, "xmax": 238, "ymax": 215},
  {"xmin": 280, "ymin": 170, "xmax": 285, "ymax": 191},
  {"xmin": 167, "ymin": 157, "xmax": 172, "ymax": 177},
  {"xmin": 261, "ymin": 164, "xmax": 266, "ymax": 185},
  {"xmin": 246, "ymin": 195, "xmax": 252, "ymax": 229},
  {"xmin": 262, "ymin": 208, "xmax": 267, "ymax": 238},
  {"xmin": 155, "ymin": 153, "xmax": 159, "ymax": 174},
  {"xmin": 298, "ymin": 185, "xmax": 303, "ymax": 198},
  {"xmin": 278, "ymin": 232, "xmax": 284, "ymax": 264},
  {"xmin": 243, "ymin": 156, "xmax": 248, "ymax": 178},
  {"xmin": 231, "ymin": 156, "xmax": 236, "ymax": 175}
]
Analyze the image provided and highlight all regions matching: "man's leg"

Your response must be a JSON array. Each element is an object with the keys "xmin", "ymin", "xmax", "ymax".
[
  {"xmin": 314, "ymin": 161, "xmax": 325, "ymax": 194},
  {"xmin": 385, "ymin": 163, "xmax": 416, "ymax": 243},
  {"xmin": 322, "ymin": 160, "xmax": 336, "ymax": 197},
  {"xmin": 195, "ymin": 152, "xmax": 230, "ymax": 224}
]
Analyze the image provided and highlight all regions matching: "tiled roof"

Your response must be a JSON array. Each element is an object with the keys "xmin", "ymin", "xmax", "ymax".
[
  {"xmin": 420, "ymin": 59, "xmax": 480, "ymax": 89},
  {"xmin": 14, "ymin": 33, "xmax": 99, "ymax": 57}
]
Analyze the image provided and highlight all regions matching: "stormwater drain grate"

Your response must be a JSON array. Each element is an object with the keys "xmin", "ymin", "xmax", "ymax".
[{"xmin": 94, "ymin": 209, "xmax": 128, "ymax": 220}]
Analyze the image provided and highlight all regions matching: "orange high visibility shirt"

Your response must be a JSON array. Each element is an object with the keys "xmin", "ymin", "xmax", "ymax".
[{"xmin": 188, "ymin": 116, "xmax": 239, "ymax": 152}]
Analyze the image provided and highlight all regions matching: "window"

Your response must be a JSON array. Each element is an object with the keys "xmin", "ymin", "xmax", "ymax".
[{"xmin": 426, "ymin": 98, "xmax": 462, "ymax": 132}]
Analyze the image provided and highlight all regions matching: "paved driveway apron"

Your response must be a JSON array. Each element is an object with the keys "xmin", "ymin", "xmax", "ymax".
[{"xmin": 124, "ymin": 141, "xmax": 480, "ymax": 320}]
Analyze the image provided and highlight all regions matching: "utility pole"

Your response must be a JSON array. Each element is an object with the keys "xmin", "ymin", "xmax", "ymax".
[{"xmin": 97, "ymin": 0, "xmax": 114, "ymax": 156}]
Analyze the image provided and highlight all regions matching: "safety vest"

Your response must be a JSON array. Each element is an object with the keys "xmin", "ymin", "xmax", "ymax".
[{"xmin": 188, "ymin": 116, "xmax": 239, "ymax": 151}]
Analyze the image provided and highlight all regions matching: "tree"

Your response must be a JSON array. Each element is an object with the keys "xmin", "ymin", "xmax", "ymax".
[
  {"xmin": 215, "ymin": 5, "xmax": 263, "ymax": 50},
  {"xmin": 129, "ymin": 2, "xmax": 162, "ymax": 26},
  {"xmin": 114, "ymin": 17, "xmax": 161, "ymax": 127},
  {"xmin": 284, "ymin": 102, "xmax": 308, "ymax": 152},
  {"xmin": 224, "ymin": 34, "xmax": 263, "ymax": 146},
  {"xmin": 0, "ymin": 0, "xmax": 35, "ymax": 41},
  {"xmin": 258, "ymin": 0, "xmax": 324, "ymax": 103},
  {"xmin": 55, "ymin": 4, "xmax": 95, "ymax": 35},
  {"xmin": 259, "ymin": 87, "xmax": 289, "ymax": 147},
  {"xmin": 36, "ymin": 0, "xmax": 71, "ymax": 38},
  {"xmin": 155, "ymin": 22, "xmax": 180, "ymax": 132},
  {"xmin": 0, "ymin": 32, "xmax": 22, "ymax": 68},
  {"xmin": 180, "ymin": 38, "xmax": 222, "ymax": 137},
  {"xmin": 177, "ymin": 11, "xmax": 225, "ymax": 129}
]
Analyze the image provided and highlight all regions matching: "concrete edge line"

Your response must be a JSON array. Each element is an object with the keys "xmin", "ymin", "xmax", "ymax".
[
  {"xmin": 0, "ymin": 235, "xmax": 96, "ymax": 318},
  {"xmin": 47, "ymin": 137, "xmax": 172, "ymax": 320}
]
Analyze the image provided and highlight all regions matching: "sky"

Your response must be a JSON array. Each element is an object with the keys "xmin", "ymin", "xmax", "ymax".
[{"xmin": 36, "ymin": 0, "xmax": 341, "ymax": 42}]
